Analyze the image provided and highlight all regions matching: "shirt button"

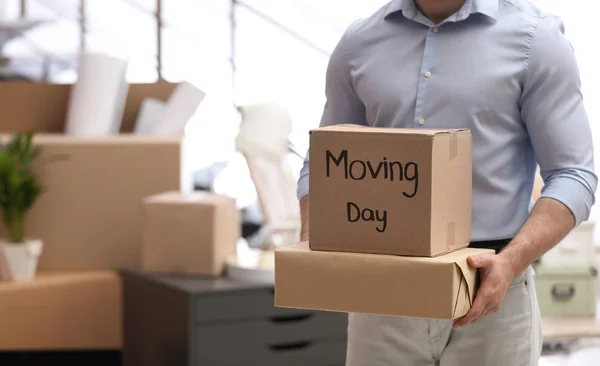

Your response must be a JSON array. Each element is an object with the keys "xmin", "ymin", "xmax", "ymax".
[
  {"xmin": 425, "ymin": 71, "xmax": 432, "ymax": 78},
  {"xmin": 433, "ymin": 27, "xmax": 440, "ymax": 33},
  {"xmin": 418, "ymin": 119, "xmax": 425, "ymax": 125}
]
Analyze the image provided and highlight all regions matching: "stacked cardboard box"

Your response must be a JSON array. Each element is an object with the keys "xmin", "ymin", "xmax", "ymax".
[
  {"xmin": 141, "ymin": 191, "xmax": 240, "ymax": 277},
  {"xmin": 0, "ymin": 81, "xmax": 181, "ymax": 351},
  {"xmin": 275, "ymin": 125, "xmax": 493, "ymax": 320}
]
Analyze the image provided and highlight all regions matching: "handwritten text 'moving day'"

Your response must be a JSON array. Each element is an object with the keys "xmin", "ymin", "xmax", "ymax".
[{"xmin": 324, "ymin": 149, "xmax": 420, "ymax": 233}]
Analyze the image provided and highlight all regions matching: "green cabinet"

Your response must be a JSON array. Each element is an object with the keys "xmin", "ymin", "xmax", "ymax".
[{"xmin": 535, "ymin": 265, "xmax": 597, "ymax": 317}]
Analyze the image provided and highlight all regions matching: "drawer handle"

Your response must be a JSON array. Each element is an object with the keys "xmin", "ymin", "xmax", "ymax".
[
  {"xmin": 269, "ymin": 313, "xmax": 314, "ymax": 324},
  {"xmin": 268, "ymin": 341, "xmax": 312, "ymax": 352},
  {"xmin": 551, "ymin": 284, "xmax": 575, "ymax": 301}
]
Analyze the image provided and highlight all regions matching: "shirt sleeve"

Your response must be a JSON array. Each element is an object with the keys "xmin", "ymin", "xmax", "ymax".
[
  {"xmin": 297, "ymin": 26, "xmax": 368, "ymax": 201},
  {"xmin": 520, "ymin": 15, "xmax": 598, "ymax": 225}
]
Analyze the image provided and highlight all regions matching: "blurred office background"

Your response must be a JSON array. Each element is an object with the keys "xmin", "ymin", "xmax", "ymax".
[
  {"xmin": 2, "ymin": 0, "xmax": 594, "ymax": 215},
  {"xmin": 1, "ymin": 0, "xmax": 597, "ymax": 213},
  {"xmin": 0, "ymin": 2, "xmax": 598, "ymax": 365}
]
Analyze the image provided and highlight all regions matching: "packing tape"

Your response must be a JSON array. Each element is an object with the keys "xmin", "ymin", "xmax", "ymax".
[
  {"xmin": 449, "ymin": 131, "xmax": 458, "ymax": 161},
  {"xmin": 447, "ymin": 221, "xmax": 455, "ymax": 250}
]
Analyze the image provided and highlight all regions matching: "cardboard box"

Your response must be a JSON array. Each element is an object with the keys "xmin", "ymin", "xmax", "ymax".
[
  {"xmin": 309, "ymin": 125, "xmax": 472, "ymax": 257},
  {"xmin": 275, "ymin": 242, "xmax": 493, "ymax": 320},
  {"xmin": 0, "ymin": 271, "xmax": 122, "ymax": 350},
  {"xmin": 0, "ymin": 134, "xmax": 181, "ymax": 270},
  {"xmin": 0, "ymin": 81, "xmax": 177, "ymax": 133},
  {"xmin": 142, "ymin": 191, "xmax": 240, "ymax": 276}
]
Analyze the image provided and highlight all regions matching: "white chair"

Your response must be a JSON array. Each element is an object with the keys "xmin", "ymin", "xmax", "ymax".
[{"xmin": 244, "ymin": 152, "xmax": 300, "ymax": 250}]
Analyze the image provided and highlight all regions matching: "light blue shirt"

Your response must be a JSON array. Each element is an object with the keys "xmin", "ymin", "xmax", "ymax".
[{"xmin": 298, "ymin": 0, "xmax": 597, "ymax": 241}]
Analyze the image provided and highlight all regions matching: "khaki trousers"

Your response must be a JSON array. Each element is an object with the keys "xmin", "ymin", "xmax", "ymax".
[{"xmin": 346, "ymin": 267, "xmax": 542, "ymax": 366}]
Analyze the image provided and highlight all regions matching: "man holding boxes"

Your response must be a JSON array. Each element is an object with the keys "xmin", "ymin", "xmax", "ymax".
[{"xmin": 296, "ymin": 0, "xmax": 597, "ymax": 365}]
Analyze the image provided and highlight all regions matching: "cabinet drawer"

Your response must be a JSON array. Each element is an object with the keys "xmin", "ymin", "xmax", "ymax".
[
  {"xmin": 536, "ymin": 276, "xmax": 597, "ymax": 317},
  {"xmin": 195, "ymin": 311, "xmax": 347, "ymax": 348},
  {"xmin": 196, "ymin": 340, "xmax": 347, "ymax": 366},
  {"xmin": 195, "ymin": 289, "xmax": 303, "ymax": 322}
]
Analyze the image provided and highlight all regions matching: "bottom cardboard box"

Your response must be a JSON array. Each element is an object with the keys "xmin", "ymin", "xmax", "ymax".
[
  {"xmin": 275, "ymin": 242, "xmax": 494, "ymax": 320},
  {"xmin": 0, "ymin": 271, "xmax": 122, "ymax": 351}
]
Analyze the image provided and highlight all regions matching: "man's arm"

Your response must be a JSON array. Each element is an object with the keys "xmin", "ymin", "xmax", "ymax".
[
  {"xmin": 500, "ymin": 198, "xmax": 575, "ymax": 275},
  {"xmin": 454, "ymin": 15, "xmax": 597, "ymax": 327},
  {"xmin": 297, "ymin": 22, "xmax": 368, "ymax": 240},
  {"xmin": 500, "ymin": 15, "xmax": 597, "ymax": 273}
]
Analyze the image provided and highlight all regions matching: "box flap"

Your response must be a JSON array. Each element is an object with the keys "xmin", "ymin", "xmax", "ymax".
[
  {"xmin": 452, "ymin": 262, "xmax": 474, "ymax": 318},
  {"xmin": 447, "ymin": 249, "xmax": 494, "ymax": 318},
  {"xmin": 436, "ymin": 248, "xmax": 492, "ymax": 312},
  {"xmin": 455, "ymin": 258, "xmax": 476, "ymax": 306},
  {"xmin": 311, "ymin": 124, "xmax": 469, "ymax": 136}
]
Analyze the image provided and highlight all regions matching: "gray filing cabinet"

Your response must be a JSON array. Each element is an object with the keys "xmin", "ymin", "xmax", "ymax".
[{"xmin": 122, "ymin": 270, "xmax": 348, "ymax": 366}]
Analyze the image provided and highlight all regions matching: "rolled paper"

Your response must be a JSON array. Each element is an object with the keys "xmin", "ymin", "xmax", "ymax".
[
  {"xmin": 65, "ymin": 52, "xmax": 129, "ymax": 136},
  {"xmin": 0, "ymin": 1, "xmax": 8, "ymax": 22},
  {"xmin": 134, "ymin": 97, "xmax": 165, "ymax": 135},
  {"xmin": 152, "ymin": 81, "xmax": 205, "ymax": 135}
]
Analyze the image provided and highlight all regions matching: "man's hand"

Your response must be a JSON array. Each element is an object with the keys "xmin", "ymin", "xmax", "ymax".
[{"xmin": 452, "ymin": 253, "xmax": 517, "ymax": 328}]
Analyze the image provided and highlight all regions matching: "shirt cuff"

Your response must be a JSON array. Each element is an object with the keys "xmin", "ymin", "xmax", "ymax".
[
  {"xmin": 541, "ymin": 176, "xmax": 595, "ymax": 226},
  {"xmin": 297, "ymin": 172, "xmax": 309, "ymax": 201}
]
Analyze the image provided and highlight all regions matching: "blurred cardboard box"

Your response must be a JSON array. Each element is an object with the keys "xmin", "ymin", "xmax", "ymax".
[
  {"xmin": 275, "ymin": 242, "xmax": 493, "ymax": 320},
  {"xmin": 309, "ymin": 125, "xmax": 472, "ymax": 257},
  {"xmin": 0, "ymin": 134, "xmax": 181, "ymax": 270},
  {"xmin": 0, "ymin": 271, "xmax": 122, "ymax": 350},
  {"xmin": 0, "ymin": 81, "xmax": 177, "ymax": 133},
  {"xmin": 0, "ymin": 82, "xmax": 182, "ymax": 269},
  {"xmin": 142, "ymin": 191, "xmax": 240, "ymax": 276}
]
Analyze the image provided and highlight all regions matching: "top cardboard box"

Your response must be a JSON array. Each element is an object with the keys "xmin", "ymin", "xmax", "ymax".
[
  {"xmin": 309, "ymin": 125, "xmax": 472, "ymax": 257},
  {"xmin": 0, "ymin": 81, "xmax": 177, "ymax": 133}
]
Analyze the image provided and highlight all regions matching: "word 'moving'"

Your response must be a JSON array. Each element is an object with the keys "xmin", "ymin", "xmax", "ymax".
[{"xmin": 325, "ymin": 149, "xmax": 420, "ymax": 233}]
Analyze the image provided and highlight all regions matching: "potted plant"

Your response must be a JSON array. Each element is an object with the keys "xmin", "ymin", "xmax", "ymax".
[{"xmin": 0, "ymin": 132, "xmax": 45, "ymax": 281}]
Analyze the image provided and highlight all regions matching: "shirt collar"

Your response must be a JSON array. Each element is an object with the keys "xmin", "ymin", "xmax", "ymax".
[{"xmin": 384, "ymin": 0, "xmax": 499, "ymax": 21}]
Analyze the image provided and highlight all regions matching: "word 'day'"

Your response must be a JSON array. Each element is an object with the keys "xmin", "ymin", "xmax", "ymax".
[{"xmin": 347, "ymin": 202, "xmax": 387, "ymax": 233}]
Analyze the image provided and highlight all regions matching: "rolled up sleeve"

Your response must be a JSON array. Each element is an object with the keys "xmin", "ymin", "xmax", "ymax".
[
  {"xmin": 297, "ymin": 25, "xmax": 368, "ymax": 200},
  {"xmin": 520, "ymin": 15, "xmax": 598, "ymax": 225}
]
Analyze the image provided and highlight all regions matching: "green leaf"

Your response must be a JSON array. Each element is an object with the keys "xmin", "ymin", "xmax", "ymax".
[{"xmin": 0, "ymin": 132, "xmax": 66, "ymax": 240}]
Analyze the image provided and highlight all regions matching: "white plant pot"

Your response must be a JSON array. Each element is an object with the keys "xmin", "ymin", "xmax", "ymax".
[{"xmin": 0, "ymin": 239, "xmax": 43, "ymax": 281}]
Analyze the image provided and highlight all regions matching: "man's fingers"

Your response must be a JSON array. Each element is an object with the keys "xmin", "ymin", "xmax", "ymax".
[
  {"xmin": 453, "ymin": 308, "xmax": 481, "ymax": 328},
  {"xmin": 470, "ymin": 302, "xmax": 498, "ymax": 324},
  {"xmin": 453, "ymin": 297, "xmax": 487, "ymax": 328},
  {"xmin": 467, "ymin": 254, "xmax": 495, "ymax": 269},
  {"xmin": 454, "ymin": 298, "xmax": 500, "ymax": 328}
]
